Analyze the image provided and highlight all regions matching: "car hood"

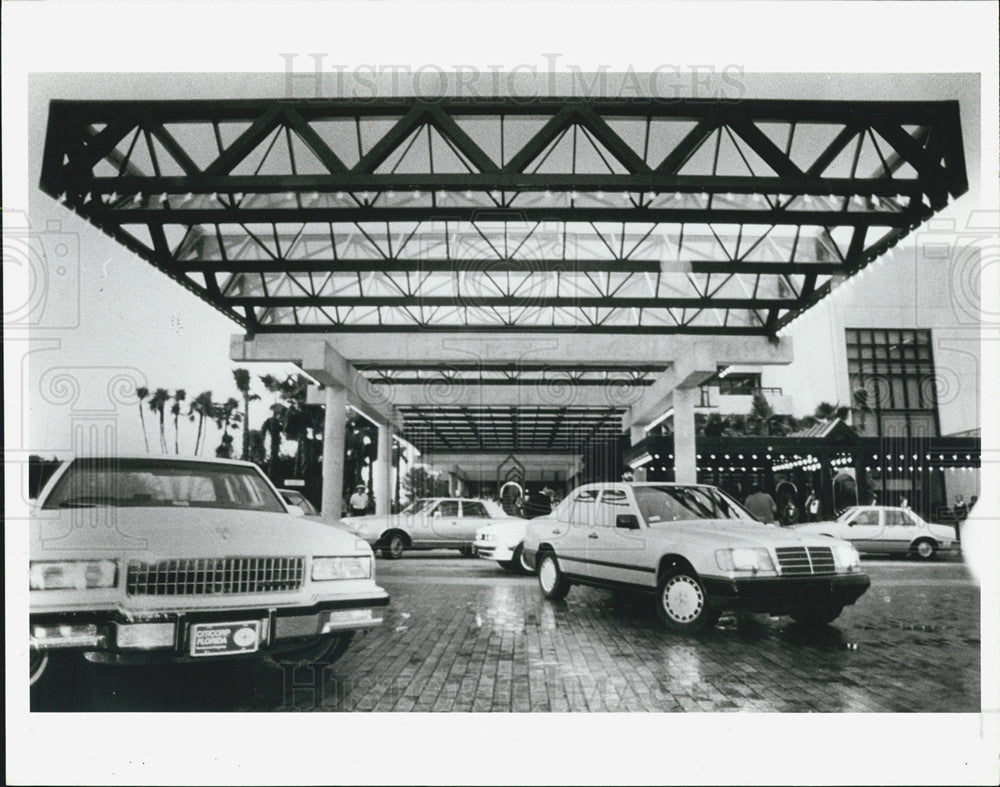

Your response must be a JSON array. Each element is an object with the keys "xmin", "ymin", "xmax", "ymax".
[
  {"xmin": 31, "ymin": 506, "xmax": 367, "ymax": 559},
  {"xmin": 647, "ymin": 518, "xmax": 842, "ymax": 548}
]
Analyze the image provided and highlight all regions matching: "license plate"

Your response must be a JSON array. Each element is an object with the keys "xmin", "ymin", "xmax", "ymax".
[{"xmin": 189, "ymin": 620, "xmax": 262, "ymax": 657}]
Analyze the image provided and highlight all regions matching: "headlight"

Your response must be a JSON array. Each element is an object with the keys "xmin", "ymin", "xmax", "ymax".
[
  {"xmin": 715, "ymin": 548, "xmax": 775, "ymax": 573},
  {"xmin": 30, "ymin": 560, "xmax": 117, "ymax": 590},
  {"xmin": 832, "ymin": 542, "xmax": 861, "ymax": 572},
  {"xmin": 311, "ymin": 556, "xmax": 372, "ymax": 581}
]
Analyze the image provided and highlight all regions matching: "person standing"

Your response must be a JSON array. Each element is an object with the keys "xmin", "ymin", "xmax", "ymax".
[
  {"xmin": 349, "ymin": 484, "xmax": 370, "ymax": 517},
  {"xmin": 803, "ymin": 487, "xmax": 820, "ymax": 522},
  {"xmin": 954, "ymin": 494, "xmax": 969, "ymax": 522},
  {"xmin": 744, "ymin": 484, "xmax": 778, "ymax": 524}
]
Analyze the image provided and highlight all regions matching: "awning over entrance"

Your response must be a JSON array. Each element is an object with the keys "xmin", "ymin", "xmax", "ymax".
[{"xmin": 41, "ymin": 97, "xmax": 967, "ymax": 338}]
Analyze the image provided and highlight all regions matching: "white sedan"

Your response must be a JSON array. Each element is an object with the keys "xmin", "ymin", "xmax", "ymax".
[
  {"xmin": 473, "ymin": 520, "xmax": 534, "ymax": 574},
  {"xmin": 30, "ymin": 455, "xmax": 388, "ymax": 687},
  {"xmin": 791, "ymin": 506, "xmax": 958, "ymax": 560},
  {"xmin": 342, "ymin": 498, "xmax": 522, "ymax": 559}
]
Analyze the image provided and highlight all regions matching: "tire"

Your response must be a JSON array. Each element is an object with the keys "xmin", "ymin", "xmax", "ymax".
[
  {"xmin": 513, "ymin": 543, "xmax": 534, "ymax": 575},
  {"xmin": 30, "ymin": 651, "xmax": 49, "ymax": 686},
  {"xmin": 459, "ymin": 546, "xmax": 475, "ymax": 558},
  {"xmin": 656, "ymin": 566, "xmax": 718, "ymax": 633},
  {"xmin": 789, "ymin": 604, "xmax": 843, "ymax": 627},
  {"xmin": 912, "ymin": 539, "xmax": 937, "ymax": 560},
  {"xmin": 381, "ymin": 532, "xmax": 407, "ymax": 560},
  {"xmin": 537, "ymin": 552, "xmax": 571, "ymax": 600}
]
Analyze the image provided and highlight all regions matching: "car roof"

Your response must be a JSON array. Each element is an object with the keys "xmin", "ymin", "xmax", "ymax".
[{"xmin": 59, "ymin": 454, "xmax": 260, "ymax": 467}]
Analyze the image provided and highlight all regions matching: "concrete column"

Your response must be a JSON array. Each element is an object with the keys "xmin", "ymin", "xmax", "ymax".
[
  {"xmin": 321, "ymin": 385, "xmax": 347, "ymax": 518},
  {"xmin": 673, "ymin": 387, "xmax": 698, "ymax": 484},
  {"xmin": 374, "ymin": 424, "xmax": 394, "ymax": 514},
  {"xmin": 629, "ymin": 425, "xmax": 646, "ymax": 447}
]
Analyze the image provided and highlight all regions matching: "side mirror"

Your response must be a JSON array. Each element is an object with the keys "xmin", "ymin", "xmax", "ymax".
[
  {"xmin": 616, "ymin": 514, "xmax": 640, "ymax": 530},
  {"xmin": 287, "ymin": 504, "xmax": 305, "ymax": 518}
]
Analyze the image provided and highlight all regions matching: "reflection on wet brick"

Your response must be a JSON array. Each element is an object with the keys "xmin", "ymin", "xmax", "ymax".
[{"xmin": 305, "ymin": 557, "xmax": 980, "ymax": 713}]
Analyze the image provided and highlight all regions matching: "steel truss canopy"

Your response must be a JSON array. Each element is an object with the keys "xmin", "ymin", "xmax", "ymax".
[
  {"xmin": 42, "ymin": 97, "xmax": 967, "ymax": 337},
  {"xmin": 398, "ymin": 405, "xmax": 627, "ymax": 454}
]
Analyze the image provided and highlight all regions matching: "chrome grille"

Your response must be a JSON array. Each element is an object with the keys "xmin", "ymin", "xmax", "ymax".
[
  {"xmin": 126, "ymin": 557, "xmax": 305, "ymax": 596},
  {"xmin": 774, "ymin": 546, "xmax": 836, "ymax": 575}
]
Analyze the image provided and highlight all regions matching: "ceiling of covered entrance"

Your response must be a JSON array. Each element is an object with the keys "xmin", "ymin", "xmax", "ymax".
[{"xmin": 41, "ymin": 96, "xmax": 968, "ymax": 455}]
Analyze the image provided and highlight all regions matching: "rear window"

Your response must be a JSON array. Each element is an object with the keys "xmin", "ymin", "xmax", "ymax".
[{"xmin": 42, "ymin": 458, "xmax": 285, "ymax": 513}]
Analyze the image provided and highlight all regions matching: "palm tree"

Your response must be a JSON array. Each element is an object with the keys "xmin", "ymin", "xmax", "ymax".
[
  {"xmin": 189, "ymin": 391, "xmax": 214, "ymax": 454},
  {"xmin": 171, "ymin": 389, "xmax": 186, "ymax": 454},
  {"xmin": 213, "ymin": 398, "xmax": 241, "ymax": 458},
  {"xmin": 148, "ymin": 388, "xmax": 170, "ymax": 453},
  {"xmin": 136, "ymin": 385, "xmax": 150, "ymax": 453},
  {"xmin": 232, "ymin": 368, "xmax": 259, "ymax": 461}
]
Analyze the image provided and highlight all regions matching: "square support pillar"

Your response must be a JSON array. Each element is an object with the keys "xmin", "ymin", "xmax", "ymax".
[
  {"xmin": 321, "ymin": 385, "xmax": 347, "ymax": 519},
  {"xmin": 374, "ymin": 424, "xmax": 394, "ymax": 515},
  {"xmin": 673, "ymin": 388, "xmax": 697, "ymax": 485}
]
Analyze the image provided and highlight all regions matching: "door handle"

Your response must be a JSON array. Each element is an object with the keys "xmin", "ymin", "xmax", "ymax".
[{"xmin": 588, "ymin": 532, "xmax": 599, "ymax": 539}]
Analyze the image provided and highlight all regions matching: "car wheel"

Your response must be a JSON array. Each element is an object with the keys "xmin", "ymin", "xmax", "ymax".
[
  {"xmin": 29, "ymin": 651, "xmax": 49, "ymax": 686},
  {"xmin": 512, "ymin": 543, "xmax": 534, "ymax": 575},
  {"xmin": 789, "ymin": 604, "xmax": 843, "ymax": 627},
  {"xmin": 382, "ymin": 532, "xmax": 406, "ymax": 560},
  {"xmin": 656, "ymin": 567, "xmax": 717, "ymax": 633},
  {"xmin": 537, "ymin": 552, "xmax": 571, "ymax": 600},
  {"xmin": 912, "ymin": 539, "xmax": 937, "ymax": 560}
]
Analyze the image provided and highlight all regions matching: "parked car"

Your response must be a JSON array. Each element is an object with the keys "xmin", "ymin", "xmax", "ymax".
[
  {"xmin": 342, "ymin": 497, "xmax": 521, "ymax": 559},
  {"xmin": 474, "ymin": 520, "xmax": 535, "ymax": 574},
  {"xmin": 29, "ymin": 456, "xmax": 388, "ymax": 686},
  {"xmin": 523, "ymin": 482, "xmax": 871, "ymax": 632},
  {"xmin": 279, "ymin": 488, "xmax": 319, "ymax": 516},
  {"xmin": 790, "ymin": 505, "xmax": 958, "ymax": 560}
]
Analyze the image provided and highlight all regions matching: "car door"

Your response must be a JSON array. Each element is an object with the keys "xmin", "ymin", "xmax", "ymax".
[
  {"xmin": 882, "ymin": 508, "xmax": 915, "ymax": 554},
  {"xmin": 458, "ymin": 500, "xmax": 492, "ymax": 542},
  {"xmin": 554, "ymin": 488, "xmax": 599, "ymax": 579},
  {"xmin": 843, "ymin": 508, "xmax": 885, "ymax": 553},
  {"xmin": 430, "ymin": 499, "xmax": 461, "ymax": 546},
  {"xmin": 586, "ymin": 487, "xmax": 654, "ymax": 588}
]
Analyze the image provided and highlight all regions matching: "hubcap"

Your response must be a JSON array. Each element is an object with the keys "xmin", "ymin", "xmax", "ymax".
[
  {"xmin": 662, "ymin": 575, "xmax": 704, "ymax": 622},
  {"xmin": 539, "ymin": 557, "xmax": 557, "ymax": 591},
  {"xmin": 390, "ymin": 537, "xmax": 403, "ymax": 557},
  {"xmin": 918, "ymin": 542, "xmax": 933, "ymax": 557}
]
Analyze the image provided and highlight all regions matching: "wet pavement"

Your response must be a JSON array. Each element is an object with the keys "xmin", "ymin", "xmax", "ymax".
[{"xmin": 32, "ymin": 555, "xmax": 980, "ymax": 712}]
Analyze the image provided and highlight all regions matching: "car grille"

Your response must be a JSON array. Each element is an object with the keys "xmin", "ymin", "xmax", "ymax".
[
  {"xmin": 774, "ymin": 546, "xmax": 836, "ymax": 575},
  {"xmin": 126, "ymin": 557, "xmax": 305, "ymax": 596}
]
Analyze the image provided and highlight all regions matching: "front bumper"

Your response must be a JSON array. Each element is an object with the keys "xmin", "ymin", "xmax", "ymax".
[
  {"xmin": 701, "ymin": 573, "xmax": 871, "ymax": 614},
  {"xmin": 474, "ymin": 543, "xmax": 515, "ymax": 562},
  {"xmin": 30, "ymin": 593, "xmax": 389, "ymax": 662}
]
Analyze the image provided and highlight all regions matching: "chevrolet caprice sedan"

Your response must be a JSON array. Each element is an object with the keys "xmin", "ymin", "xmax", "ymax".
[
  {"xmin": 523, "ymin": 482, "xmax": 871, "ymax": 632},
  {"xmin": 29, "ymin": 456, "xmax": 388, "ymax": 686}
]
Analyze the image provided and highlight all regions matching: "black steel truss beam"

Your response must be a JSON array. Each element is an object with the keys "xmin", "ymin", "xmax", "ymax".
[{"xmin": 40, "ymin": 96, "xmax": 968, "ymax": 338}]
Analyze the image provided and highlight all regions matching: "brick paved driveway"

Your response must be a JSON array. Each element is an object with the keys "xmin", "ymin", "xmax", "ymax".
[{"xmin": 32, "ymin": 555, "xmax": 980, "ymax": 712}]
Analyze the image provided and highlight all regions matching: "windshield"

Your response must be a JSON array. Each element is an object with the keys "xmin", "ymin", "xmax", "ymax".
[
  {"xmin": 401, "ymin": 498, "xmax": 433, "ymax": 515},
  {"xmin": 837, "ymin": 507, "xmax": 862, "ymax": 523},
  {"xmin": 633, "ymin": 485, "xmax": 757, "ymax": 524},
  {"xmin": 42, "ymin": 458, "xmax": 286, "ymax": 513}
]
